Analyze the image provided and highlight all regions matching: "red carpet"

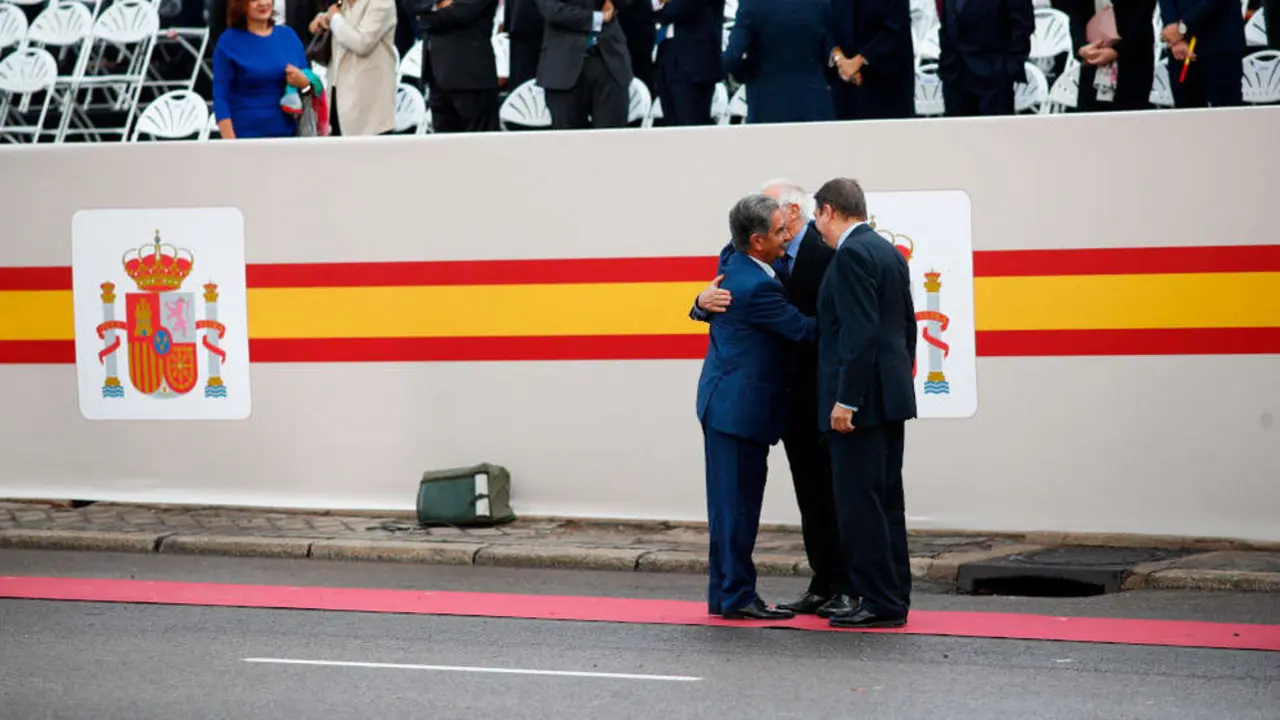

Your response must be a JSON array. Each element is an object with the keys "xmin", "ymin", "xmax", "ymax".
[{"xmin": 1, "ymin": 576, "xmax": 1276, "ymax": 652}]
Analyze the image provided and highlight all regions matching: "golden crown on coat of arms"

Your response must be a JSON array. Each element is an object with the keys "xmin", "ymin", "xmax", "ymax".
[
  {"xmin": 121, "ymin": 229, "xmax": 194, "ymax": 292},
  {"xmin": 868, "ymin": 215, "xmax": 914, "ymax": 262}
]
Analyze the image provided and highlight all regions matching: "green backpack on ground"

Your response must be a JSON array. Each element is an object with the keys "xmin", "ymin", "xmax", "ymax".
[{"xmin": 416, "ymin": 463, "xmax": 516, "ymax": 527}]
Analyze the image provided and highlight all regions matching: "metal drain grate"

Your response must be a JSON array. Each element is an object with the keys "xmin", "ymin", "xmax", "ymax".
[{"xmin": 955, "ymin": 547, "xmax": 1199, "ymax": 596}]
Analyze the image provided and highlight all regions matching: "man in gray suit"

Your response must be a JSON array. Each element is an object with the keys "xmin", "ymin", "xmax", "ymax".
[{"xmin": 533, "ymin": 0, "xmax": 634, "ymax": 128}]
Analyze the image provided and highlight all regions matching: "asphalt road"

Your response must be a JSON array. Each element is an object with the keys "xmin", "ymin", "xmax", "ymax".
[{"xmin": 1, "ymin": 550, "xmax": 1277, "ymax": 720}]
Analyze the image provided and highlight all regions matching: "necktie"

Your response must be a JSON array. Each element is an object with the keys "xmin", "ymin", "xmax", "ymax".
[{"xmin": 775, "ymin": 254, "xmax": 792, "ymax": 283}]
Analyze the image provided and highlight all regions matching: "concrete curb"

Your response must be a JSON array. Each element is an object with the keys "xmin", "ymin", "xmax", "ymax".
[
  {"xmin": 0, "ymin": 529, "xmax": 164, "ymax": 553},
  {"xmin": 1126, "ymin": 569, "xmax": 1280, "ymax": 593},
  {"xmin": 474, "ymin": 545, "xmax": 648, "ymax": 572},
  {"xmin": 311, "ymin": 540, "xmax": 485, "ymax": 565},
  {"xmin": 159, "ymin": 535, "xmax": 313, "ymax": 559}
]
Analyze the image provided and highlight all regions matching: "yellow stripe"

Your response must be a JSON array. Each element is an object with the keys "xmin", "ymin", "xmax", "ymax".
[
  {"xmin": 976, "ymin": 272, "xmax": 1280, "ymax": 331},
  {"xmin": 2, "ymin": 273, "xmax": 1278, "ymax": 341}
]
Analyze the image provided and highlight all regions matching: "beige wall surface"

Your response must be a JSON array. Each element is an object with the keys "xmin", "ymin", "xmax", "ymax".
[{"xmin": 1, "ymin": 106, "xmax": 1277, "ymax": 540}]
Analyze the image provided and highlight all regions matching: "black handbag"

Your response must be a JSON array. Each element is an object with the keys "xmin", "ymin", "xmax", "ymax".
[{"xmin": 306, "ymin": 29, "xmax": 332, "ymax": 65}]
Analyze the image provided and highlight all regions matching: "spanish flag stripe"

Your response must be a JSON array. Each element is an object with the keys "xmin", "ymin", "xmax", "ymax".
[{"xmin": 3, "ymin": 245, "xmax": 1279, "ymax": 292}]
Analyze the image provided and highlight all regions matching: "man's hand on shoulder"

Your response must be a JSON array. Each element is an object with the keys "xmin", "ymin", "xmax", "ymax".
[{"xmin": 696, "ymin": 274, "xmax": 733, "ymax": 313}]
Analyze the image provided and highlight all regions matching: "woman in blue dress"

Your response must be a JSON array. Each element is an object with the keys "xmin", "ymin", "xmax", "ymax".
[{"xmin": 212, "ymin": 0, "xmax": 316, "ymax": 139}]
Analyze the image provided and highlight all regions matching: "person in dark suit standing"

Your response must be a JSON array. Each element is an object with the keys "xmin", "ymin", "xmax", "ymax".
[
  {"xmin": 812, "ymin": 178, "xmax": 917, "ymax": 629},
  {"xmin": 722, "ymin": 0, "xmax": 836, "ymax": 123},
  {"xmin": 534, "ymin": 0, "xmax": 635, "ymax": 128},
  {"xmin": 653, "ymin": 0, "xmax": 725, "ymax": 125},
  {"xmin": 937, "ymin": 0, "xmax": 1034, "ymax": 116},
  {"xmin": 618, "ymin": 0, "xmax": 658, "ymax": 92},
  {"xmin": 503, "ymin": 0, "xmax": 545, "ymax": 89},
  {"xmin": 690, "ymin": 180, "xmax": 852, "ymax": 619},
  {"xmin": 1158, "ymin": 0, "xmax": 1245, "ymax": 107},
  {"xmin": 414, "ymin": 0, "xmax": 501, "ymax": 131},
  {"xmin": 696, "ymin": 194, "xmax": 817, "ymax": 621},
  {"xmin": 828, "ymin": 0, "xmax": 915, "ymax": 120}
]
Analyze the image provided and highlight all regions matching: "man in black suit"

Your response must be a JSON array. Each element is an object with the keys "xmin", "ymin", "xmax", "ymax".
[
  {"xmin": 503, "ymin": 0, "xmax": 546, "ymax": 89},
  {"xmin": 829, "ymin": 0, "xmax": 916, "ymax": 120},
  {"xmin": 812, "ymin": 177, "xmax": 916, "ymax": 629},
  {"xmin": 1158, "ymin": 0, "xmax": 1245, "ymax": 107},
  {"xmin": 653, "ymin": 0, "xmax": 724, "ymax": 125},
  {"xmin": 691, "ymin": 180, "xmax": 853, "ymax": 620},
  {"xmin": 937, "ymin": 0, "xmax": 1034, "ymax": 116},
  {"xmin": 415, "ymin": 0, "xmax": 502, "ymax": 132},
  {"xmin": 534, "ymin": 0, "xmax": 635, "ymax": 128},
  {"xmin": 618, "ymin": 0, "xmax": 658, "ymax": 92}
]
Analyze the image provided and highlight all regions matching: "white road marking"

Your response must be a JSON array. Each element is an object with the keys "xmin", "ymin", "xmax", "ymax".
[{"xmin": 243, "ymin": 658, "xmax": 702, "ymax": 682}]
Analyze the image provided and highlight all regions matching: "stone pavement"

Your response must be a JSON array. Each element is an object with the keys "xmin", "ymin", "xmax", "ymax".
[{"xmin": 1, "ymin": 500, "xmax": 1277, "ymax": 592}]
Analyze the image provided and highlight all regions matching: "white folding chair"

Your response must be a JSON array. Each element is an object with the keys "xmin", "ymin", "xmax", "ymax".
[
  {"xmin": 1150, "ymin": 47, "xmax": 1174, "ymax": 107},
  {"xmin": 498, "ymin": 79, "xmax": 550, "ymax": 129},
  {"xmin": 0, "ymin": 46, "xmax": 57, "ymax": 142},
  {"xmin": 1040, "ymin": 57, "xmax": 1079, "ymax": 113},
  {"xmin": 1014, "ymin": 62, "xmax": 1048, "ymax": 112},
  {"xmin": 130, "ymin": 88, "xmax": 207, "ymax": 140},
  {"xmin": 725, "ymin": 83, "xmax": 746, "ymax": 123},
  {"xmin": 399, "ymin": 38, "xmax": 422, "ymax": 82},
  {"xmin": 1242, "ymin": 49, "xmax": 1280, "ymax": 104},
  {"xmin": 710, "ymin": 81, "xmax": 728, "ymax": 123},
  {"xmin": 1245, "ymin": 8, "xmax": 1268, "ymax": 47},
  {"xmin": 0, "ymin": 3, "xmax": 29, "ymax": 54},
  {"xmin": 58, "ymin": 0, "xmax": 160, "ymax": 142},
  {"xmin": 914, "ymin": 62, "xmax": 944, "ymax": 116},
  {"xmin": 912, "ymin": 10, "xmax": 940, "ymax": 61},
  {"xmin": 627, "ymin": 76, "xmax": 650, "ymax": 125},
  {"xmin": 493, "ymin": 31, "xmax": 509, "ymax": 83},
  {"xmin": 1030, "ymin": 8, "xmax": 1072, "ymax": 75},
  {"xmin": 394, "ymin": 81, "xmax": 427, "ymax": 133},
  {"xmin": 23, "ymin": 2, "xmax": 93, "ymax": 122},
  {"xmin": 202, "ymin": 109, "xmax": 218, "ymax": 139},
  {"xmin": 723, "ymin": 0, "xmax": 737, "ymax": 22}
]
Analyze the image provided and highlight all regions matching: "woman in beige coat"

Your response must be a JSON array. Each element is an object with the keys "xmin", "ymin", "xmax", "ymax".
[{"xmin": 311, "ymin": 0, "xmax": 398, "ymax": 135}]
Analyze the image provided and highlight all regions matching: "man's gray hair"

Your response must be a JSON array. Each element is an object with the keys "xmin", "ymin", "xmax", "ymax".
[
  {"xmin": 729, "ymin": 194, "xmax": 780, "ymax": 253},
  {"xmin": 760, "ymin": 178, "xmax": 815, "ymax": 220},
  {"xmin": 813, "ymin": 177, "xmax": 868, "ymax": 220}
]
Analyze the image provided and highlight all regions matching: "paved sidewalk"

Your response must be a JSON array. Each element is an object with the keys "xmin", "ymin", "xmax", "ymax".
[{"xmin": 1, "ymin": 500, "xmax": 1277, "ymax": 592}]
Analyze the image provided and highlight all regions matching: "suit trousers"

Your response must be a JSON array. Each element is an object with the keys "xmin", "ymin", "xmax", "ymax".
[
  {"xmin": 827, "ymin": 421, "xmax": 910, "ymax": 617},
  {"xmin": 780, "ymin": 400, "xmax": 842, "ymax": 597},
  {"xmin": 1169, "ymin": 54, "xmax": 1244, "ymax": 108},
  {"xmin": 703, "ymin": 423, "xmax": 769, "ymax": 615},
  {"xmin": 430, "ymin": 87, "xmax": 500, "ymax": 132},
  {"xmin": 830, "ymin": 69, "xmax": 915, "ymax": 120},
  {"xmin": 544, "ymin": 51, "xmax": 630, "ymax": 129},
  {"xmin": 655, "ymin": 46, "xmax": 716, "ymax": 125},
  {"xmin": 942, "ymin": 74, "xmax": 1015, "ymax": 116},
  {"xmin": 507, "ymin": 34, "xmax": 541, "ymax": 91}
]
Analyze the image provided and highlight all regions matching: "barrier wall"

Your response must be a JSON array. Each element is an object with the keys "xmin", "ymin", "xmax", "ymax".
[{"xmin": 2, "ymin": 107, "xmax": 1279, "ymax": 541}]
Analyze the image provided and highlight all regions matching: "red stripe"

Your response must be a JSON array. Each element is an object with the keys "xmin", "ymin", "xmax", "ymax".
[
  {"xmin": 0, "ymin": 576, "xmax": 1275, "ymax": 651},
  {"xmin": 5, "ymin": 328, "xmax": 1280, "ymax": 364},
  {"xmin": 245, "ymin": 257, "xmax": 721, "ymax": 288},
  {"xmin": 4, "ymin": 246, "xmax": 1278, "ymax": 291},
  {"xmin": 974, "ymin": 245, "xmax": 1280, "ymax": 277},
  {"xmin": 249, "ymin": 335, "xmax": 710, "ymax": 362},
  {"xmin": 978, "ymin": 328, "xmax": 1280, "ymax": 356},
  {"xmin": 0, "ymin": 266, "xmax": 72, "ymax": 291}
]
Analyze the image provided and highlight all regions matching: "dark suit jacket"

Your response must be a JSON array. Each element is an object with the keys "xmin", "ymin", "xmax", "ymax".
[
  {"xmin": 415, "ymin": 0, "xmax": 499, "ymax": 91},
  {"xmin": 722, "ymin": 0, "xmax": 836, "ymax": 123},
  {"xmin": 817, "ymin": 224, "xmax": 917, "ymax": 431},
  {"xmin": 696, "ymin": 251, "xmax": 817, "ymax": 446},
  {"xmin": 1157, "ymin": 0, "xmax": 1245, "ymax": 54},
  {"xmin": 504, "ymin": 0, "xmax": 546, "ymax": 38},
  {"xmin": 692, "ymin": 222, "xmax": 834, "ymax": 430},
  {"xmin": 655, "ymin": 0, "xmax": 725, "ymax": 84},
  {"xmin": 534, "ymin": 0, "xmax": 635, "ymax": 90},
  {"xmin": 830, "ymin": 0, "xmax": 914, "ymax": 79},
  {"xmin": 938, "ymin": 0, "xmax": 1034, "ymax": 86}
]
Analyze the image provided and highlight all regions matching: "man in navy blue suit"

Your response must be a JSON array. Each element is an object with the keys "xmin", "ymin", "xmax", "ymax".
[
  {"xmin": 813, "ymin": 177, "xmax": 917, "ymax": 629},
  {"xmin": 1158, "ymin": 0, "xmax": 1245, "ymax": 107},
  {"xmin": 696, "ymin": 194, "xmax": 816, "ymax": 620},
  {"xmin": 828, "ymin": 0, "xmax": 916, "ymax": 120},
  {"xmin": 937, "ymin": 0, "xmax": 1034, "ymax": 116},
  {"xmin": 721, "ymin": 0, "xmax": 836, "ymax": 123},
  {"xmin": 653, "ymin": 0, "xmax": 725, "ymax": 125}
]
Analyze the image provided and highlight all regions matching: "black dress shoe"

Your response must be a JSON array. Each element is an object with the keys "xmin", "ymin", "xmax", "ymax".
[
  {"xmin": 829, "ymin": 607, "xmax": 907, "ymax": 629},
  {"xmin": 777, "ymin": 592, "xmax": 829, "ymax": 614},
  {"xmin": 815, "ymin": 593, "xmax": 855, "ymax": 618},
  {"xmin": 723, "ymin": 599, "xmax": 796, "ymax": 620}
]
